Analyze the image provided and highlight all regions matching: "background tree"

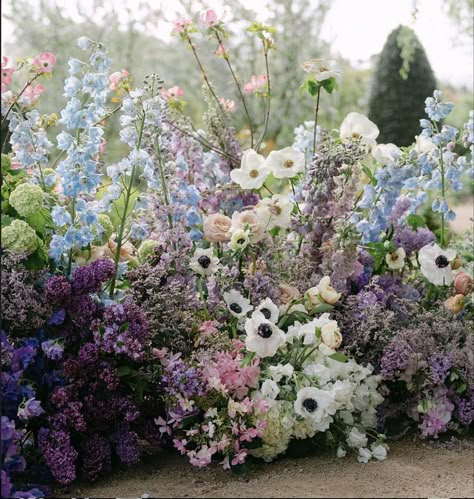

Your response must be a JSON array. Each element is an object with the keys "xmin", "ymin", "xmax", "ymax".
[{"xmin": 367, "ymin": 25, "xmax": 437, "ymax": 146}]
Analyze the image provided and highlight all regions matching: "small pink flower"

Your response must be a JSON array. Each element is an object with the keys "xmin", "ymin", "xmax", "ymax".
[
  {"xmin": 244, "ymin": 74, "xmax": 268, "ymax": 94},
  {"xmin": 152, "ymin": 347, "xmax": 168, "ymax": 360},
  {"xmin": 33, "ymin": 52, "xmax": 57, "ymax": 73},
  {"xmin": 1, "ymin": 65, "xmax": 14, "ymax": 89},
  {"xmin": 217, "ymin": 435, "xmax": 231, "ymax": 452},
  {"xmin": 231, "ymin": 448, "xmax": 248, "ymax": 466},
  {"xmin": 199, "ymin": 320, "xmax": 218, "ymax": 337},
  {"xmin": 201, "ymin": 9, "xmax": 218, "ymax": 26},
  {"xmin": 109, "ymin": 69, "xmax": 129, "ymax": 90},
  {"xmin": 189, "ymin": 445, "xmax": 216, "ymax": 467},
  {"xmin": 154, "ymin": 416, "xmax": 171, "ymax": 436},
  {"xmin": 239, "ymin": 426, "xmax": 258, "ymax": 443},
  {"xmin": 173, "ymin": 438, "xmax": 188, "ymax": 455},
  {"xmin": 161, "ymin": 85, "xmax": 184, "ymax": 100},
  {"xmin": 171, "ymin": 17, "xmax": 193, "ymax": 35},
  {"xmin": 254, "ymin": 399, "xmax": 270, "ymax": 414},
  {"xmin": 21, "ymin": 84, "xmax": 45, "ymax": 104},
  {"xmin": 215, "ymin": 44, "xmax": 228, "ymax": 57},
  {"xmin": 99, "ymin": 139, "xmax": 107, "ymax": 156},
  {"xmin": 256, "ymin": 419, "xmax": 267, "ymax": 437},
  {"xmin": 219, "ymin": 97, "xmax": 235, "ymax": 112},
  {"xmin": 10, "ymin": 159, "xmax": 22, "ymax": 170},
  {"xmin": 220, "ymin": 455, "xmax": 231, "ymax": 470}
]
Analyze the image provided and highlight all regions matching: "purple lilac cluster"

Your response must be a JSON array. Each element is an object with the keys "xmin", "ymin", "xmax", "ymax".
[
  {"xmin": 161, "ymin": 357, "xmax": 207, "ymax": 400},
  {"xmin": 393, "ymin": 226, "xmax": 436, "ymax": 256},
  {"xmin": 111, "ymin": 423, "xmax": 141, "ymax": 466},
  {"xmin": 243, "ymin": 271, "xmax": 280, "ymax": 306},
  {"xmin": 38, "ymin": 428, "xmax": 78, "ymax": 485},
  {"xmin": 379, "ymin": 310, "xmax": 473, "ymax": 437},
  {"xmin": 92, "ymin": 299, "xmax": 149, "ymax": 361},
  {"xmin": 81, "ymin": 434, "xmax": 112, "ymax": 481}
]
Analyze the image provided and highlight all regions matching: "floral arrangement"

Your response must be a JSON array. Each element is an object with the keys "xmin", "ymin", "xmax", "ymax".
[{"xmin": 1, "ymin": 9, "xmax": 472, "ymax": 497}]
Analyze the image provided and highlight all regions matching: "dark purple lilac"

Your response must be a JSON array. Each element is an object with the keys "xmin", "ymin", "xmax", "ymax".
[
  {"xmin": 81, "ymin": 434, "xmax": 111, "ymax": 481},
  {"xmin": 111, "ymin": 424, "xmax": 140, "ymax": 466},
  {"xmin": 71, "ymin": 258, "xmax": 115, "ymax": 295},
  {"xmin": 429, "ymin": 353, "xmax": 453, "ymax": 384},
  {"xmin": 393, "ymin": 226, "xmax": 436, "ymax": 256},
  {"xmin": 44, "ymin": 275, "xmax": 72, "ymax": 306},
  {"xmin": 38, "ymin": 428, "xmax": 78, "ymax": 485}
]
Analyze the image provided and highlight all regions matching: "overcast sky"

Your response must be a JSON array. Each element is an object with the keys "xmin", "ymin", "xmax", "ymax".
[{"xmin": 1, "ymin": 0, "xmax": 473, "ymax": 87}]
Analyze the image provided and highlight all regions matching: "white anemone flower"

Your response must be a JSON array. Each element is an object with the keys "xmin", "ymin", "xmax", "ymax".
[
  {"xmin": 294, "ymin": 387, "xmax": 337, "ymax": 423},
  {"xmin": 418, "ymin": 243, "xmax": 456, "ymax": 285},
  {"xmin": 266, "ymin": 147, "xmax": 305, "ymax": 179},
  {"xmin": 255, "ymin": 194, "xmax": 293, "ymax": 230},
  {"xmin": 230, "ymin": 149, "xmax": 270, "ymax": 189},
  {"xmin": 223, "ymin": 289, "xmax": 253, "ymax": 318},
  {"xmin": 268, "ymin": 363, "xmax": 294, "ymax": 382},
  {"xmin": 340, "ymin": 112, "xmax": 380, "ymax": 149},
  {"xmin": 228, "ymin": 229, "xmax": 251, "ymax": 252},
  {"xmin": 302, "ymin": 59, "xmax": 343, "ymax": 83},
  {"xmin": 371, "ymin": 143, "xmax": 401, "ymax": 165},
  {"xmin": 385, "ymin": 247, "xmax": 406, "ymax": 270},
  {"xmin": 255, "ymin": 297, "xmax": 280, "ymax": 323},
  {"xmin": 189, "ymin": 248, "xmax": 219, "ymax": 277},
  {"xmin": 244, "ymin": 312, "xmax": 286, "ymax": 358},
  {"xmin": 357, "ymin": 447, "xmax": 372, "ymax": 463}
]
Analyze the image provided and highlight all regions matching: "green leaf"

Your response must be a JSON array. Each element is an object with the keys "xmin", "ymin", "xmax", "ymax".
[
  {"xmin": 407, "ymin": 214, "xmax": 426, "ymax": 230},
  {"xmin": 309, "ymin": 303, "xmax": 334, "ymax": 315},
  {"xmin": 329, "ymin": 352, "xmax": 348, "ymax": 363},
  {"xmin": 1, "ymin": 214, "xmax": 12, "ymax": 227},
  {"xmin": 456, "ymin": 383, "xmax": 467, "ymax": 394},
  {"xmin": 306, "ymin": 78, "xmax": 321, "ymax": 97},
  {"xmin": 25, "ymin": 208, "xmax": 51, "ymax": 235},
  {"xmin": 241, "ymin": 351, "xmax": 256, "ymax": 367},
  {"xmin": 362, "ymin": 165, "xmax": 375, "ymax": 186},
  {"xmin": 117, "ymin": 365, "xmax": 132, "ymax": 377},
  {"xmin": 321, "ymin": 77, "xmax": 338, "ymax": 94},
  {"xmin": 119, "ymin": 321, "xmax": 130, "ymax": 332}
]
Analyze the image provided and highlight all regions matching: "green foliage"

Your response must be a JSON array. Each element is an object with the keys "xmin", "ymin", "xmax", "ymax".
[{"xmin": 368, "ymin": 25, "xmax": 437, "ymax": 146}]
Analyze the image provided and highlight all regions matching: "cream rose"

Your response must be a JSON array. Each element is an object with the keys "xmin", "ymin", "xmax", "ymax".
[
  {"xmin": 306, "ymin": 286, "xmax": 322, "ymax": 307},
  {"xmin": 279, "ymin": 284, "xmax": 301, "ymax": 305},
  {"xmin": 104, "ymin": 236, "xmax": 138, "ymax": 265},
  {"xmin": 318, "ymin": 276, "xmax": 341, "ymax": 305},
  {"xmin": 321, "ymin": 321, "xmax": 343, "ymax": 349},
  {"xmin": 228, "ymin": 209, "xmax": 265, "ymax": 242},
  {"xmin": 203, "ymin": 213, "xmax": 232, "ymax": 243}
]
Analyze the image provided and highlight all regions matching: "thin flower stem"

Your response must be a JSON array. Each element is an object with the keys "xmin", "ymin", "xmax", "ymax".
[
  {"xmin": 255, "ymin": 50, "xmax": 271, "ymax": 152},
  {"xmin": 1, "ymin": 73, "xmax": 41, "ymax": 128},
  {"xmin": 109, "ymin": 111, "xmax": 146, "ymax": 297},
  {"xmin": 312, "ymin": 86, "xmax": 321, "ymax": 156},
  {"xmin": 439, "ymin": 145, "xmax": 446, "ymax": 248},
  {"xmin": 66, "ymin": 198, "xmax": 76, "ymax": 276},
  {"xmin": 186, "ymin": 35, "xmax": 229, "ymax": 123},
  {"xmin": 262, "ymin": 183, "xmax": 274, "ymax": 195},
  {"xmin": 290, "ymin": 181, "xmax": 302, "ymax": 215},
  {"xmin": 214, "ymin": 32, "xmax": 254, "ymax": 147},
  {"xmin": 167, "ymin": 120, "xmax": 239, "ymax": 166},
  {"xmin": 154, "ymin": 135, "xmax": 174, "ymax": 233}
]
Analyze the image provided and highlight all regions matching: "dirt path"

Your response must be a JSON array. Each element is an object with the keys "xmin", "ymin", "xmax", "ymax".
[
  {"xmin": 451, "ymin": 198, "xmax": 473, "ymax": 234},
  {"xmin": 69, "ymin": 439, "xmax": 474, "ymax": 498}
]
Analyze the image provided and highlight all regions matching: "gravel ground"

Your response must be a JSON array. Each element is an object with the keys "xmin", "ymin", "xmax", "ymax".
[{"xmin": 67, "ymin": 438, "xmax": 474, "ymax": 498}]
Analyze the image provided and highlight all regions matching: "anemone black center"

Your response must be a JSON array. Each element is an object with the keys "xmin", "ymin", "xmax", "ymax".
[
  {"xmin": 198, "ymin": 255, "xmax": 211, "ymax": 268},
  {"xmin": 237, "ymin": 239, "xmax": 245, "ymax": 245},
  {"xmin": 229, "ymin": 303, "xmax": 242, "ymax": 314},
  {"xmin": 257, "ymin": 323, "xmax": 273, "ymax": 338},
  {"xmin": 435, "ymin": 255, "xmax": 449, "ymax": 268},
  {"xmin": 260, "ymin": 308, "xmax": 272, "ymax": 320},
  {"xmin": 302, "ymin": 398, "xmax": 318, "ymax": 413}
]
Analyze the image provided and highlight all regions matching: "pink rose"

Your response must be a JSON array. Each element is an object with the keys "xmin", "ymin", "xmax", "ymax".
[
  {"xmin": 454, "ymin": 271, "xmax": 473, "ymax": 295},
  {"xmin": 33, "ymin": 52, "xmax": 57, "ymax": 73}
]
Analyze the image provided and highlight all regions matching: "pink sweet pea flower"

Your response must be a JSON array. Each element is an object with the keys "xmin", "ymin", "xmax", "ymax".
[
  {"xmin": 154, "ymin": 416, "xmax": 171, "ymax": 436},
  {"xmin": 109, "ymin": 69, "xmax": 129, "ymax": 90},
  {"xmin": 244, "ymin": 74, "xmax": 268, "ymax": 94},
  {"xmin": 161, "ymin": 85, "xmax": 184, "ymax": 100},
  {"xmin": 171, "ymin": 17, "xmax": 193, "ymax": 35},
  {"xmin": 33, "ymin": 52, "xmax": 57, "ymax": 73}
]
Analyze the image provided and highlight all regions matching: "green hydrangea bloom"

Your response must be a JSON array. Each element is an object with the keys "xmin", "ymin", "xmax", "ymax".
[
  {"xmin": 93, "ymin": 214, "xmax": 114, "ymax": 245},
  {"xmin": 1, "ymin": 220, "xmax": 39, "ymax": 255},
  {"xmin": 1, "ymin": 154, "xmax": 11, "ymax": 175},
  {"xmin": 9, "ymin": 183, "xmax": 44, "ymax": 217},
  {"xmin": 138, "ymin": 239, "xmax": 158, "ymax": 261}
]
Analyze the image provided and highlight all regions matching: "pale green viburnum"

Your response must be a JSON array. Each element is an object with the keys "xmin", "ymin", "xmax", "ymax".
[
  {"xmin": 9, "ymin": 183, "xmax": 44, "ymax": 217},
  {"xmin": 1, "ymin": 220, "xmax": 39, "ymax": 255}
]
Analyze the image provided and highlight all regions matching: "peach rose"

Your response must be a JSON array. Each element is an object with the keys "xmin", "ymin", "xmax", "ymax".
[
  {"xmin": 444, "ymin": 294, "xmax": 465, "ymax": 314},
  {"xmin": 203, "ymin": 213, "xmax": 232, "ymax": 242},
  {"xmin": 279, "ymin": 284, "xmax": 301, "ymax": 305},
  {"xmin": 103, "ymin": 236, "xmax": 138, "ymax": 265}
]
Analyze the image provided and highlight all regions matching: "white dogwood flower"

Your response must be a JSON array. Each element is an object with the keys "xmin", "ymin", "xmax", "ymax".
[
  {"xmin": 267, "ymin": 147, "xmax": 305, "ymax": 179},
  {"xmin": 340, "ymin": 112, "xmax": 379, "ymax": 149},
  {"xmin": 230, "ymin": 149, "xmax": 270, "ymax": 189}
]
